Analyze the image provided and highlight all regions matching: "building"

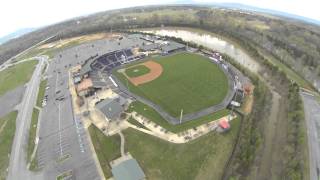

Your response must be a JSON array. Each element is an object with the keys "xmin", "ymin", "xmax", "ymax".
[
  {"xmin": 76, "ymin": 78, "xmax": 93, "ymax": 96},
  {"xmin": 111, "ymin": 159, "xmax": 145, "ymax": 180},
  {"xmin": 139, "ymin": 43, "xmax": 159, "ymax": 52},
  {"xmin": 95, "ymin": 96, "xmax": 127, "ymax": 120},
  {"xmin": 161, "ymin": 41, "xmax": 186, "ymax": 54}
]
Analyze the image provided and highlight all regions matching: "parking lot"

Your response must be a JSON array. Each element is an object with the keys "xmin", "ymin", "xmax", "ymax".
[
  {"xmin": 300, "ymin": 92, "xmax": 320, "ymax": 180},
  {"xmin": 34, "ymin": 35, "xmax": 151, "ymax": 179}
]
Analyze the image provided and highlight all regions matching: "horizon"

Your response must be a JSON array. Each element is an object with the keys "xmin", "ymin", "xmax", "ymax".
[{"xmin": 1, "ymin": 0, "xmax": 320, "ymax": 39}]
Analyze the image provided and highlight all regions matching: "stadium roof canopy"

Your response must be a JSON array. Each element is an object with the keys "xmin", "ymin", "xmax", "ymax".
[{"xmin": 111, "ymin": 159, "xmax": 145, "ymax": 180}]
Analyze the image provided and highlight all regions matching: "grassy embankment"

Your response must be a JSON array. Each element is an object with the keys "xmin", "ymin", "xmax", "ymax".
[
  {"xmin": 27, "ymin": 108, "xmax": 40, "ymax": 171},
  {"xmin": 0, "ymin": 111, "xmax": 18, "ymax": 179},
  {"xmin": 0, "ymin": 60, "xmax": 38, "ymax": 96},
  {"xmin": 127, "ymin": 101, "xmax": 229, "ymax": 133},
  {"xmin": 36, "ymin": 80, "xmax": 47, "ymax": 107}
]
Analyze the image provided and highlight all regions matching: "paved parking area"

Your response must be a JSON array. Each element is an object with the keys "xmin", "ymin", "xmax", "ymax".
[
  {"xmin": 300, "ymin": 92, "xmax": 320, "ymax": 180},
  {"xmin": 0, "ymin": 85, "xmax": 25, "ymax": 118},
  {"xmin": 35, "ymin": 35, "xmax": 150, "ymax": 179}
]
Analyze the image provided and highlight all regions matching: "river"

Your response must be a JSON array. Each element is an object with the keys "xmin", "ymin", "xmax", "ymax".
[{"xmin": 142, "ymin": 27, "xmax": 260, "ymax": 73}]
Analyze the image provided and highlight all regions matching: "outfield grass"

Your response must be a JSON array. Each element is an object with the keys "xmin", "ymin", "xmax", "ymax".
[
  {"xmin": 27, "ymin": 108, "xmax": 39, "ymax": 168},
  {"xmin": 115, "ymin": 53, "xmax": 229, "ymax": 117},
  {"xmin": 88, "ymin": 125, "xmax": 121, "ymax": 178},
  {"xmin": 122, "ymin": 119, "xmax": 240, "ymax": 180},
  {"xmin": 0, "ymin": 60, "xmax": 38, "ymax": 97},
  {"xmin": 0, "ymin": 111, "xmax": 18, "ymax": 179},
  {"xmin": 125, "ymin": 65, "xmax": 150, "ymax": 78},
  {"xmin": 127, "ymin": 101, "xmax": 230, "ymax": 133},
  {"xmin": 36, "ymin": 80, "xmax": 47, "ymax": 107}
]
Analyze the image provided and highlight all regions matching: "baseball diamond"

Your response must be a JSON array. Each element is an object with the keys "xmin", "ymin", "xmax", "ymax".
[{"xmin": 114, "ymin": 52, "xmax": 233, "ymax": 119}]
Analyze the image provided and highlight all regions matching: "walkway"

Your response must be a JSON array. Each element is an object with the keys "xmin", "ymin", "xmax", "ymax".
[
  {"xmin": 118, "ymin": 131, "xmax": 125, "ymax": 157},
  {"xmin": 122, "ymin": 112, "xmax": 236, "ymax": 144}
]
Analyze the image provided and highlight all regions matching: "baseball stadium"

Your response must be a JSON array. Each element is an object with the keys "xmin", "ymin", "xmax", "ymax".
[{"xmin": 74, "ymin": 33, "xmax": 240, "ymax": 125}]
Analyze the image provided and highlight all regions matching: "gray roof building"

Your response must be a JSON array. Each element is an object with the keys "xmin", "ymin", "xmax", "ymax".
[
  {"xmin": 161, "ymin": 41, "xmax": 186, "ymax": 53},
  {"xmin": 79, "ymin": 58, "xmax": 95, "ymax": 76},
  {"xmin": 140, "ymin": 43, "xmax": 159, "ymax": 51},
  {"xmin": 112, "ymin": 159, "xmax": 145, "ymax": 180},
  {"xmin": 95, "ymin": 96, "xmax": 126, "ymax": 120}
]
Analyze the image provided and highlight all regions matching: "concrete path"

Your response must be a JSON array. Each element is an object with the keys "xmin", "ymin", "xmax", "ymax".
[
  {"xmin": 123, "ymin": 112, "xmax": 236, "ymax": 144},
  {"xmin": 118, "ymin": 131, "xmax": 125, "ymax": 157}
]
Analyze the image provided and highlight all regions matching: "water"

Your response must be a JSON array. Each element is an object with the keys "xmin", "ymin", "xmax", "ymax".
[{"xmin": 143, "ymin": 28, "xmax": 260, "ymax": 73}]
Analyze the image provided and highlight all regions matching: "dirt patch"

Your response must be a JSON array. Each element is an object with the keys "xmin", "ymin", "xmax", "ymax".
[
  {"xmin": 242, "ymin": 95, "xmax": 254, "ymax": 115},
  {"xmin": 124, "ymin": 61, "xmax": 163, "ymax": 86},
  {"xmin": 38, "ymin": 33, "xmax": 121, "ymax": 49}
]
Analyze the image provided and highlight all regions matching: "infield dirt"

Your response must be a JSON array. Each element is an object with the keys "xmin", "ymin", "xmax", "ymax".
[{"xmin": 125, "ymin": 61, "xmax": 163, "ymax": 86}]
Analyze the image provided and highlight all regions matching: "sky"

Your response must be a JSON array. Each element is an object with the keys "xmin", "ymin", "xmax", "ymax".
[{"xmin": 0, "ymin": 0, "xmax": 319, "ymax": 37}]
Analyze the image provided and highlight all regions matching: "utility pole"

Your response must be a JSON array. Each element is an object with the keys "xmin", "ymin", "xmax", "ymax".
[{"xmin": 179, "ymin": 109, "xmax": 183, "ymax": 124}]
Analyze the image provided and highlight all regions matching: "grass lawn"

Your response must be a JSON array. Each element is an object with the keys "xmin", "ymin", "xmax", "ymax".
[
  {"xmin": 125, "ymin": 65, "xmax": 150, "ymax": 77},
  {"xmin": 122, "ymin": 119, "xmax": 240, "ymax": 180},
  {"xmin": 127, "ymin": 116, "xmax": 149, "ymax": 130},
  {"xmin": 27, "ymin": 108, "xmax": 39, "ymax": 167},
  {"xmin": 88, "ymin": 125, "xmax": 121, "ymax": 178},
  {"xmin": 0, "ymin": 111, "xmax": 18, "ymax": 179},
  {"xmin": 0, "ymin": 60, "xmax": 38, "ymax": 96},
  {"xmin": 114, "ymin": 52, "xmax": 229, "ymax": 117},
  {"xmin": 127, "ymin": 101, "xmax": 230, "ymax": 133},
  {"xmin": 36, "ymin": 80, "xmax": 47, "ymax": 107}
]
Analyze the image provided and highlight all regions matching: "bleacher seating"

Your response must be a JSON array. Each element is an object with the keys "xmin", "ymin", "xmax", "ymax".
[
  {"xmin": 124, "ymin": 49, "xmax": 133, "ymax": 57},
  {"xmin": 89, "ymin": 48, "xmax": 140, "ymax": 73}
]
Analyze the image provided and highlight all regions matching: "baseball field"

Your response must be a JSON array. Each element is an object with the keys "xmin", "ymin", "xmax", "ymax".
[{"xmin": 114, "ymin": 52, "xmax": 229, "ymax": 117}]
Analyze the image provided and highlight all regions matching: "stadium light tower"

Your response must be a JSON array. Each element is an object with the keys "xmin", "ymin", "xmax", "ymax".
[{"xmin": 179, "ymin": 109, "xmax": 183, "ymax": 124}]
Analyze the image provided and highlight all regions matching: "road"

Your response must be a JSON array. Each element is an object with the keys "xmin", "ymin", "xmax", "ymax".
[
  {"xmin": 7, "ymin": 56, "xmax": 45, "ymax": 180},
  {"xmin": 300, "ymin": 92, "xmax": 320, "ymax": 180}
]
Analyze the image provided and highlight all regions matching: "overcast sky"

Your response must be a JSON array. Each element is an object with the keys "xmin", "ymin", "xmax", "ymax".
[{"xmin": 0, "ymin": 0, "xmax": 319, "ymax": 37}]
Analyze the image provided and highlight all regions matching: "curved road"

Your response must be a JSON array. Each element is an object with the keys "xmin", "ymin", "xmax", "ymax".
[{"xmin": 7, "ymin": 56, "xmax": 45, "ymax": 180}]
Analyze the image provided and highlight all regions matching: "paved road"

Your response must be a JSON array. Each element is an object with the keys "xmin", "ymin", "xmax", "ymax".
[
  {"xmin": 7, "ymin": 57, "xmax": 45, "ymax": 180},
  {"xmin": 300, "ymin": 92, "xmax": 320, "ymax": 180}
]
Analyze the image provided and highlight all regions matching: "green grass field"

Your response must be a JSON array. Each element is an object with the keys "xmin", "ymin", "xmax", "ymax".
[
  {"xmin": 88, "ymin": 125, "xmax": 121, "ymax": 178},
  {"xmin": 27, "ymin": 108, "xmax": 39, "ymax": 169},
  {"xmin": 125, "ymin": 65, "xmax": 150, "ymax": 77},
  {"xmin": 0, "ymin": 60, "xmax": 38, "ymax": 96},
  {"xmin": 0, "ymin": 111, "xmax": 17, "ymax": 179},
  {"xmin": 123, "ymin": 120, "xmax": 239, "ymax": 180},
  {"xmin": 91, "ymin": 119, "xmax": 239, "ymax": 180},
  {"xmin": 127, "ymin": 101, "xmax": 230, "ymax": 133},
  {"xmin": 115, "ymin": 53, "xmax": 229, "ymax": 117},
  {"xmin": 36, "ymin": 80, "xmax": 47, "ymax": 107}
]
